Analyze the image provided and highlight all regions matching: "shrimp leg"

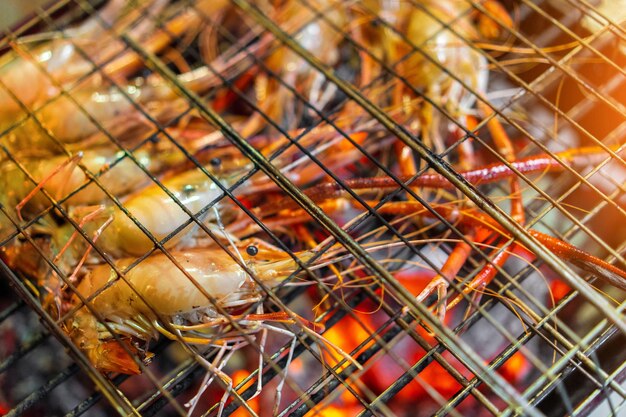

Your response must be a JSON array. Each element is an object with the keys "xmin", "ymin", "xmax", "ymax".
[
  {"xmin": 39, "ymin": 206, "xmax": 112, "ymax": 307},
  {"xmin": 188, "ymin": 341, "xmax": 256, "ymax": 417},
  {"xmin": 185, "ymin": 342, "xmax": 231, "ymax": 416},
  {"xmin": 257, "ymin": 323, "xmax": 298, "ymax": 416},
  {"xmin": 53, "ymin": 205, "xmax": 109, "ymax": 264},
  {"xmin": 453, "ymin": 115, "xmax": 479, "ymax": 171},
  {"xmin": 267, "ymin": 190, "xmax": 626, "ymax": 320},
  {"xmin": 454, "ymin": 104, "xmax": 525, "ymax": 316},
  {"xmin": 15, "ymin": 152, "xmax": 83, "ymax": 222},
  {"xmin": 64, "ymin": 213, "xmax": 113, "ymax": 286},
  {"xmin": 201, "ymin": 354, "xmax": 234, "ymax": 417},
  {"xmin": 415, "ymin": 232, "xmax": 475, "ymax": 322}
]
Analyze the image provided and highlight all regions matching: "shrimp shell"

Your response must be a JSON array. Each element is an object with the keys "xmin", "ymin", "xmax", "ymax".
[
  {"xmin": 75, "ymin": 249, "xmax": 264, "ymax": 318},
  {"xmin": 93, "ymin": 167, "xmax": 227, "ymax": 257},
  {"xmin": 67, "ymin": 245, "xmax": 306, "ymax": 374}
]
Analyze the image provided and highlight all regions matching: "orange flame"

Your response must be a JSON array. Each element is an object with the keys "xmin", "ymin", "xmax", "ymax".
[{"xmin": 231, "ymin": 370, "xmax": 260, "ymax": 417}]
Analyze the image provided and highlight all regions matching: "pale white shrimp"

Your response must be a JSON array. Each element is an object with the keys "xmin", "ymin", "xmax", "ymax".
[
  {"xmin": 67, "ymin": 243, "xmax": 311, "ymax": 374},
  {"xmin": 0, "ymin": 144, "xmax": 184, "ymax": 221},
  {"xmin": 0, "ymin": 0, "xmax": 163, "ymax": 115},
  {"xmin": 0, "ymin": 0, "xmax": 230, "ymax": 152}
]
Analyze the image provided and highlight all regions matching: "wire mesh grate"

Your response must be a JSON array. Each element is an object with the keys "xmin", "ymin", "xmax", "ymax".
[{"xmin": 0, "ymin": 0, "xmax": 625, "ymax": 416}]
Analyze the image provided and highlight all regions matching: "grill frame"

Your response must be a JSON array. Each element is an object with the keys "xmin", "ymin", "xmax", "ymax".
[{"xmin": 0, "ymin": 0, "xmax": 625, "ymax": 416}]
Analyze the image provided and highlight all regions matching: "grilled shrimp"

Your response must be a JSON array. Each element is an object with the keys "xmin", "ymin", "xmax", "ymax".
[
  {"xmin": 67, "ymin": 193, "xmax": 626, "ymax": 376},
  {"xmin": 0, "ymin": 143, "xmax": 192, "ymax": 225},
  {"xmin": 402, "ymin": 1, "xmax": 488, "ymax": 88},
  {"xmin": 1, "ymin": 60, "xmax": 224, "ymax": 153},
  {"xmin": 3, "ymin": 80, "xmax": 189, "ymax": 150},
  {"xmin": 72, "ymin": 157, "xmax": 316, "ymax": 257},
  {"xmin": 398, "ymin": 0, "xmax": 492, "ymax": 150},
  {"xmin": 0, "ymin": 0, "xmax": 129, "ymax": 115},
  {"xmin": 239, "ymin": 0, "xmax": 349, "ymax": 137},
  {"xmin": 1, "ymin": 46, "xmax": 269, "ymax": 156},
  {"xmin": 0, "ymin": 0, "xmax": 183, "ymax": 116},
  {"xmin": 89, "ymin": 167, "xmax": 230, "ymax": 257},
  {"xmin": 73, "ymin": 126, "xmax": 378, "ymax": 258},
  {"xmin": 0, "ymin": 0, "xmax": 232, "ymax": 152},
  {"xmin": 349, "ymin": 0, "xmax": 512, "ymax": 168},
  {"xmin": 67, "ymin": 243, "xmax": 310, "ymax": 373},
  {"xmin": 381, "ymin": 0, "xmax": 512, "ymax": 110}
]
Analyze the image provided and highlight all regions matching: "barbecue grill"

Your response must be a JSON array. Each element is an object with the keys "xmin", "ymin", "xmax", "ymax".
[{"xmin": 1, "ymin": 0, "xmax": 626, "ymax": 416}]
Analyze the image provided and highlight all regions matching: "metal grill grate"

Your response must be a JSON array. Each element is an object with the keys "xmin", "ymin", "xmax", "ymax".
[{"xmin": 1, "ymin": 0, "xmax": 626, "ymax": 416}]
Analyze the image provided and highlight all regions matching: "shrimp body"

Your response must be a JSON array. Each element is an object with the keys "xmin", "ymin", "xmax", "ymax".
[
  {"xmin": 1, "ymin": 80, "xmax": 187, "ymax": 152},
  {"xmin": 0, "ymin": 147, "xmax": 181, "ymax": 275},
  {"xmin": 0, "ymin": 55, "xmax": 51, "ymax": 115},
  {"xmin": 2, "ymin": 54, "xmax": 253, "ymax": 153},
  {"xmin": 0, "ymin": 0, "xmax": 145, "ymax": 115},
  {"xmin": 0, "ymin": 145, "xmax": 179, "ymax": 222},
  {"xmin": 88, "ymin": 167, "xmax": 228, "ymax": 257},
  {"xmin": 90, "ymin": 131, "xmax": 371, "ymax": 257},
  {"xmin": 0, "ymin": 36, "xmax": 107, "ymax": 116},
  {"xmin": 76, "ymin": 249, "xmax": 264, "ymax": 317},
  {"xmin": 401, "ymin": 1, "xmax": 488, "ymax": 114},
  {"xmin": 68, "ymin": 245, "xmax": 306, "ymax": 373}
]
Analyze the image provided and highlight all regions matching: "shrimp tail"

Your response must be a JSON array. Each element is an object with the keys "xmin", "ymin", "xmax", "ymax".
[
  {"xmin": 92, "ymin": 340, "xmax": 142, "ymax": 375},
  {"xmin": 70, "ymin": 310, "xmax": 142, "ymax": 374}
]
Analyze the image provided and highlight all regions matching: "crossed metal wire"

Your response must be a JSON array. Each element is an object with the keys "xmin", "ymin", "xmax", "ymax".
[{"xmin": 0, "ymin": 0, "xmax": 625, "ymax": 415}]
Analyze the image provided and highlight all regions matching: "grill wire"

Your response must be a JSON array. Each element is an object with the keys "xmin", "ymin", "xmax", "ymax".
[{"xmin": 0, "ymin": 0, "xmax": 625, "ymax": 416}]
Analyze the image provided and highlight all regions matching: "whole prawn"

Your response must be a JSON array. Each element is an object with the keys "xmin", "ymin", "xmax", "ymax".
[
  {"xmin": 1, "ymin": 66, "xmax": 215, "ymax": 154},
  {"xmin": 0, "ymin": 0, "xmax": 239, "ymax": 153},
  {"xmin": 68, "ymin": 243, "xmax": 306, "ymax": 372},
  {"xmin": 235, "ymin": 0, "xmax": 349, "ymax": 138},
  {"xmin": 66, "ymin": 241, "xmax": 355, "ymax": 415},
  {"xmin": 0, "ymin": 0, "xmax": 201, "ymax": 116}
]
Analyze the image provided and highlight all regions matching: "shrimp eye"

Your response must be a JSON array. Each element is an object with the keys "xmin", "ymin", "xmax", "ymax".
[
  {"xmin": 246, "ymin": 245, "xmax": 259, "ymax": 256},
  {"xmin": 182, "ymin": 184, "xmax": 197, "ymax": 195}
]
